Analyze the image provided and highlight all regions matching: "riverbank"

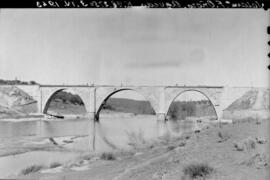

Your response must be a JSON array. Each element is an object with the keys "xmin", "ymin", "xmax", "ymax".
[{"xmin": 2, "ymin": 117, "xmax": 268, "ymax": 180}]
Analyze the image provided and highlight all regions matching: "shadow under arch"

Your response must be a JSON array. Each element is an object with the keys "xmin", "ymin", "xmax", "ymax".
[
  {"xmin": 42, "ymin": 88, "xmax": 86, "ymax": 115},
  {"xmin": 95, "ymin": 88, "xmax": 156, "ymax": 121},
  {"xmin": 166, "ymin": 89, "xmax": 218, "ymax": 120}
]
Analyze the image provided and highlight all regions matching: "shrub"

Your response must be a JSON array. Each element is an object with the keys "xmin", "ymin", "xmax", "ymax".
[
  {"xmin": 21, "ymin": 164, "xmax": 44, "ymax": 175},
  {"xmin": 49, "ymin": 162, "xmax": 61, "ymax": 168},
  {"xmin": 29, "ymin": 81, "xmax": 37, "ymax": 85},
  {"xmin": 218, "ymin": 132, "xmax": 223, "ymax": 139},
  {"xmin": 233, "ymin": 137, "xmax": 256, "ymax": 152},
  {"xmin": 167, "ymin": 145, "xmax": 176, "ymax": 151},
  {"xmin": 178, "ymin": 141, "xmax": 186, "ymax": 147},
  {"xmin": 117, "ymin": 150, "xmax": 136, "ymax": 157},
  {"xmin": 100, "ymin": 152, "xmax": 116, "ymax": 160},
  {"xmin": 217, "ymin": 131, "xmax": 230, "ymax": 143},
  {"xmin": 183, "ymin": 163, "xmax": 214, "ymax": 179}
]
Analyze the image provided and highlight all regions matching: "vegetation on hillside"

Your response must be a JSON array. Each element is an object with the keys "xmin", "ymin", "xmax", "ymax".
[
  {"xmin": 101, "ymin": 98, "xmax": 216, "ymax": 119},
  {"xmin": 0, "ymin": 79, "xmax": 38, "ymax": 85},
  {"xmin": 52, "ymin": 91, "xmax": 84, "ymax": 105},
  {"xmin": 102, "ymin": 98, "xmax": 155, "ymax": 115},
  {"xmin": 46, "ymin": 91, "xmax": 86, "ymax": 115},
  {"xmin": 167, "ymin": 100, "xmax": 216, "ymax": 120}
]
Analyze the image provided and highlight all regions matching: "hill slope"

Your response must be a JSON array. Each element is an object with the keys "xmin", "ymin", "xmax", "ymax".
[
  {"xmin": 223, "ymin": 89, "xmax": 269, "ymax": 119},
  {"xmin": 0, "ymin": 86, "xmax": 38, "ymax": 118},
  {"xmin": 102, "ymin": 98, "xmax": 155, "ymax": 115}
]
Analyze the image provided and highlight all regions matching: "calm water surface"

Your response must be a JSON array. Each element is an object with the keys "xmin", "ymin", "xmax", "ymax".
[{"xmin": 0, "ymin": 115, "xmax": 199, "ymax": 178}]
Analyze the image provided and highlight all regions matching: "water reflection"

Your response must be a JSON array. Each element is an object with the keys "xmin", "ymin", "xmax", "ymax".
[
  {"xmin": 0, "ymin": 115, "xmax": 201, "ymax": 178},
  {"xmin": 0, "ymin": 116, "xmax": 198, "ymax": 151},
  {"xmin": 168, "ymin": 120, "xmax": 194, "ymax": 134}
]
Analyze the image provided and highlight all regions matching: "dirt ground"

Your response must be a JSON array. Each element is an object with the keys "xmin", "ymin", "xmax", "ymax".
[{"xmin": 17, "ymin": 118, "xmax": 270, "ymax": 180}]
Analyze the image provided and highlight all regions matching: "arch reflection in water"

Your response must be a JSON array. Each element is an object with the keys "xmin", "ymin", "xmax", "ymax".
[{"xmin": 94, "ymin": 90, "xmax": 157, "ymax": 151}]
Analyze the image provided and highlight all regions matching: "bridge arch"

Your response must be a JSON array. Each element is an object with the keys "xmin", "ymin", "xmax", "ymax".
[
  {"xmin": 95, "ymin": 88, "xmax": 157, "ymax": 121},
  {"xmin": 165, "ymin": 89, "xmax": 218, "ymax": 120},
  {"xmin": 42, "ymin": 88, "xmax": 87, "ymax": 115}
]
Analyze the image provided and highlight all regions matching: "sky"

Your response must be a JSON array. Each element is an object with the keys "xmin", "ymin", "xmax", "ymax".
[{"xmin": 0, "ymin": 9, "xmax": 269, "ymax": 87}]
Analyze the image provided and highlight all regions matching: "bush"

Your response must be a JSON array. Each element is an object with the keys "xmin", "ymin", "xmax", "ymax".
[
  {"xmin": 167, "ymin": 145, "xmax": 176, "ymax": 151},
  {"xmin": 29, "ymin": 81, "xmax": 37, "ymax": 85},
  {"xmin": 21, "ymin": 164, "xmax": 44, "ymax": 175},
  {"xmin": 0, "ymin": 79, "xmax": 39, "ymax": 85},
  {"xmin": 233, "ymin": 137, "xmax": 256, "ymax": 152},
  {"xmin": 49, "ymin": 162, "xmax": 61, "ymax": 168},
  {"xmin": 183, "ymin": 163, "xmax": 214, "ymax": 179},
  {"xmin": 100, "ymin": 152, "xmax": 116, "ymax": 160},
  {"xmin": 217, "ymin": 131, "xmax": 230, "ymax": 143}
]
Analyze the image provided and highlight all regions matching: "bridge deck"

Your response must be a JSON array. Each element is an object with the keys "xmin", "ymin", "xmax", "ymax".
[{"xmin": 39, "ymin": 85, "xmax": 224, "ymax": 88}]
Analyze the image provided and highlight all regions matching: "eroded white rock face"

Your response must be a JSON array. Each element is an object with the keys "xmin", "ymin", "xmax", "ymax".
[
  {"xmin": 223, "ymin": 89, "xmax": 270, "ymax": 120},
  {"xmin": 0, "ymin": 86, "xmax": 37, "ymax": 118},
  {"xmin": 0, "ymin": 86, "xmax": 36, "ymax": 108}
]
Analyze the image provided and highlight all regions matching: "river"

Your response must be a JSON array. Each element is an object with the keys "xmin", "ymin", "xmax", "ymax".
[{"xmin": 0, "ymin": 114, "xmax": 202, "ymax": 178}]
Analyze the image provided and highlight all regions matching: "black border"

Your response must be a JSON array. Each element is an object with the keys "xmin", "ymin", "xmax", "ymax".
[{"xmin": 0, "ymin": 0, "xmax": 269, "ymax": 8}]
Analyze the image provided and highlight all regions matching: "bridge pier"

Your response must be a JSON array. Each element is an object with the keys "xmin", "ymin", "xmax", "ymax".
[
  {"xmin": 85, "ymin": 112, "xmax": 95, "ymax": 120},
  {"xmin": 156, "ymin": 113, "xmax": 169, "ymax": 136},
  {"xmin": 84, "ymin": 112, "xmax": 96, "ymax": 151},
  {"xmin": 156, "ymin": 113, "xmax": 166, "ymax": 122}
]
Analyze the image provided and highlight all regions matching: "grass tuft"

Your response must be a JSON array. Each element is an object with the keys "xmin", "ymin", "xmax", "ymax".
[
  {"xmin": 218, "ymin": 132, "xmax": 223, "ymax": 139},
  {"xmin": 183, "ymin": 163, "xmax": 214, "ymax": 179},
  {"xmin": 217, "ymin": 131, "xmax": 231, "ymax": 143},
  {"xmin": 100, "ymin": 152, "xmax": 116, "ymax": 160},
  {"xmin": 21, "ymin": 164, "xmax": 44, "ymax": 175},
  {"xmin": 233, "ymin": 137, "xmax": 256, "ymax": 152},
  {"xmin": 167, "ymin": 145, "xmax": 176, "ymax": 151}
]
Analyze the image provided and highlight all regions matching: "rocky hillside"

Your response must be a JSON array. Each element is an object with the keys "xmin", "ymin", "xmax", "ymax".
[
  {"xmin": 223, "ymin": 89, "xmax": 269, "ymax": 119},
  {"xmin": 0, "ymin": 86, "xmax": 38, "ymax": 118},
  {"xmin": 225, "ymin": 89, "xmax": 269, "ymax": 111},
  {"xmin": 0, "ymin": 86, "xmax": 36, "ymax": 108}
]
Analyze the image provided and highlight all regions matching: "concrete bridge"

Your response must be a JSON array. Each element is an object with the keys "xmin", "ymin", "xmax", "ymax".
[{"xmin": 15, "ymin": 84, "xmax": 225, "ymax": 121}]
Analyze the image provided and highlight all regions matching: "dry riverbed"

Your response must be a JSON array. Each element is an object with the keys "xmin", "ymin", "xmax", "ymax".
[{"xmin": 6, "ymin": 118, "xmax": 269, "ymax": 180}]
